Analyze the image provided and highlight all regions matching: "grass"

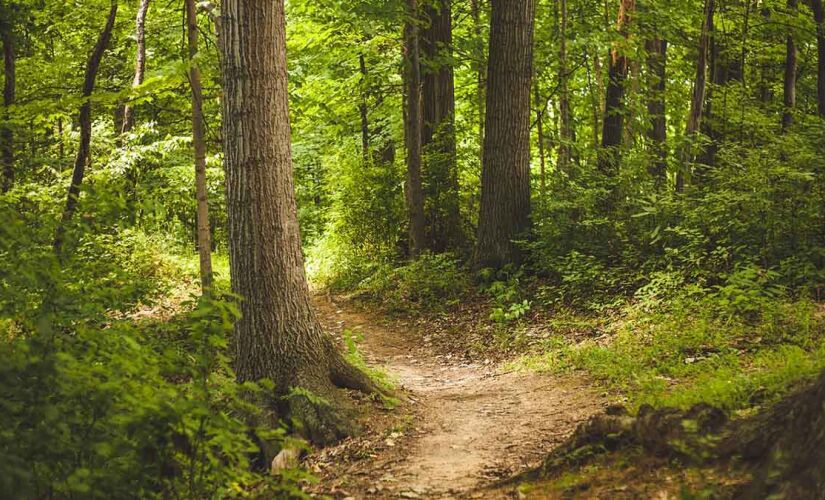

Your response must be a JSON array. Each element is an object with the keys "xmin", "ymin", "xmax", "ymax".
[
  {"xmin": 507, "ymin": 296, "xmax": 825, "ymax": 413},
  {"xmin": 342, "ymin": 329, "xmax": 400, "ymax": 408}
]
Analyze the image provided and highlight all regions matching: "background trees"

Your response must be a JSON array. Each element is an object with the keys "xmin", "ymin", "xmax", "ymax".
[{"xmin": 2, "ymin": 0, "xmax": 825, "ymax": 494}]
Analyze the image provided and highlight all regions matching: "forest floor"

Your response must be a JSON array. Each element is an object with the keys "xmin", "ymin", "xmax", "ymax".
[{"xmin": 305, "ymin": 295, "xmax": 606, "ymax": 499}]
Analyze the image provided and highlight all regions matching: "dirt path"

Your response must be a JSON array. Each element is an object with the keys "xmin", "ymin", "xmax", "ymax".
[{"xmin": 309, "ymin": 297, "xmax": 605, "ymax": 499}]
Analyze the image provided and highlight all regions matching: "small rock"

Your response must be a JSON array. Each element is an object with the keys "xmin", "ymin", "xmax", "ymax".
[{"xmin": 270, "ymin": 448, "xmax": 300, "ymax": 475}]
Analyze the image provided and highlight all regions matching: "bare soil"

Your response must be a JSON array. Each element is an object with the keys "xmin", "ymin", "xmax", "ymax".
[{"xmin": 305, "ymin": 296, "xmax": 605, "ymax": 499}]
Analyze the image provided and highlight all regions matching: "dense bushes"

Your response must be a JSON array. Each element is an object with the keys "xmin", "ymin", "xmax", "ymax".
[{"xmin": 0, "ymin": 203, "xmax": 302, "ymax": 498}]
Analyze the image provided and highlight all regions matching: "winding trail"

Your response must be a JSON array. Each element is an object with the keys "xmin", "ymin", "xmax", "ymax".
[{"xmin": 310, "ymin": 297, "xmax": 605, "ymax": 499}]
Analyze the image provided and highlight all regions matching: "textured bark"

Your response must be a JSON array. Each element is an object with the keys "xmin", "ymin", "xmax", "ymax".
[
  {"xmin": 727, "ymin": 370, "xmax": 825, "ymax": 498},
  {"xmin": 645, "ymin": 38, "xmax": 667, "ymax": 184},
  {"xmin": 53, "ymin": 3, "xmax": 118, "ymax": 253},
  {"xmin": 782, "ymin": 0, "xmax": 798, "ymax": 131},
  {"xmin": 597, "ymin": 0, "xmax": 635, "ymax": 176},
  {"xmin": 815, "ymin": 0, "xmax": 825, "ymax": 117},
  {"xmin": 474, "ymin": 0, "xmax": 535, "ymax": 270},
  {"xmin": 421, "ymin": 0, "xmax": 461, "ymax": 253},
  {"xmin": 121, "ymin": 0, "xmax": 150, "ymax": 135},
  {"xmin": 404, "ymin": 0, "xmax": 426, "ymax": 257},
  {"xmin": 185, "ymin": 0, "xmax": 213, "ymax": 291},
  {"xmin": 677, "ymin": 0, "xmax": 713, "ymax": 192},
  {"xmin": 557, "ymin": 0, "xmax": 572, "ymax": 173},
  {"xmin": 219, "ymin": 0, "xmax": 377, "ymax": 445},
  {"xmin": 1, "ymin": 17, "xmax": 13, "ymax": 193}
]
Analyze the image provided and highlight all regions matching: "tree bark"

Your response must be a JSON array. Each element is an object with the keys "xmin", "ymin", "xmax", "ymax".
[
  {"xmin": 474, "ymin": 0, "xmax": 535, "ymax": 270},
  {"xmin": 557, "ymin": 0, "xmax": 572, "ymax": 173},
  {"xmin": 645, "ymin": 38, "xmax": 667, "ymax": 185},
  {"xmin": 421, "ymin": 0, "xmax": 461, "ymax": 253},
  {"xmin": 404, "ymin": 0, "xmax": 426, "ymax": 257},
  {"xmin": 185, "ymin": 0, "xmax": 213, "ymax": 292},
  {"xmin": 782, "ymin": 0, "xmax": 798, "ymax": 131},
  {"xmin": 814, "ymin": 0, "xmax": 825, "ymax": 118},
  {"xmin": 1, "ymin": 16, "xmax": 14, "ymax": 193},
  {"xmin": 219, "ymin": 0, "xmax": 377, "ymax": 445},
  {"xmin": 597, "ymin": 0, "xmax": 634, "ymax": 176},
  {"xmin": 121, "ymin": 0, "xmax": 149, "ymax": 135},
  {"xmin": 677, "ymin": 0, "xmax": 714, "ymax": 192},
  {"xmin": 53, "ymin": 2, "xmax": 118, "ymax": 253}
]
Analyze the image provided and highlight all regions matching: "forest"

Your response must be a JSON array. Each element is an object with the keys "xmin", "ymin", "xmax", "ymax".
[{"xmin": 2, "ymin": 0, "xmax": 825, "ymax": 497}]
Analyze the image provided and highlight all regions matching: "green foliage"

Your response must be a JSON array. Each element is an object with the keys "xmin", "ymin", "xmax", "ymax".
[
  {"xmin": 512, "ymin": 291, "xmax": 825, "ymax": 413},
  {"xmin": 354, "ymin": 253, "xmax": 470, "ymax": 314},
  {"xmin": 0, "ymin": 298, "xmax": 305, "ymax": 499},
  {"xmin": 478, "ymin": 265, "xmax": 533, "ymax": 324}
]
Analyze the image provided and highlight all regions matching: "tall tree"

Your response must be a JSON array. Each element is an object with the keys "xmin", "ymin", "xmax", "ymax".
[
  {"xmin": 470, "ymin": 0, "xmax": 485, "ymax": 167},
  {"xmin": 404, "ymin": 0, "xmax": 426, "ymax": 257},
  {"xmin": 185, "ymin": 0, "xmax": 213, "ymax": 291},
  {"xmin": 219, "ymin": 0, "xmax": 377, "ymax": 444},
  {"xmin": 421, "ymin": 0, "xmax": 461, "ymax": 253},
  {"xmin": 53, "ymin": 2, "xmax": 118, "ymax": 253},
  {"xmin": 814, "ymin": 0, "xmax": 825, "ymax": 117},
  {"xmin": 597, "ymin": 0, "xmax": 635, "ymax": 176},
  {"xmin": 645, "ymin": 37, "xmax": 667, "ymax": 184},
  {"xmin": 474, "ymin": 0, "xmax": 535, "ymax": 269},
  {"xmin": 121, "ymin": 0, "xmax": 150, "ymax": 135},
  {"xmin": 1, "ymin": 11, "xmax": 14, "ymax": 193},
  {"xmin": 677, "ymin": 0, "xmax": 714, "ymax": 192},
  {"xmin": 557, "ymin": 0, "xmax": 572, "ymax": 173},
  {"xmin": 782, "ymin": 0, "xmax": 797, "ymax": 131}
]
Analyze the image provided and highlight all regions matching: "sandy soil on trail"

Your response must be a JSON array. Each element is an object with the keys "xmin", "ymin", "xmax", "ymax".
[{"xmin": 309, "ymin": 297, "xmax": 605, "ymax": 499}]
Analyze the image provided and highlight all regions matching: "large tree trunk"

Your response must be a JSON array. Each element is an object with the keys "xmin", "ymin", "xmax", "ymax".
[
  {"xmin": 473, "ymin": 0, "xmax": 535, "ymax": 270},
  {"xmin": 403, "ymin": 0, "xmax": 426, "ymax": 257},
  {"xmin": 121, "ymin": 0, "xmax": 149, "ymax": 135},
  {"xmin": 782, "ymin": 0, "xmax": 798, "ymax": 131},
  {"xmin": 219, "ymin": 0, "xmax": 376, "ymax": 445},
  {"xmin": 421, "ymin": 0, "xmax": 461, "ymax": 253},
  {"xmin": 53, "ymin": 2, "xmax": 118, "ymax": 253},
  {"xmin": 1, "ymin": 17, "xmax": 14, "ymax": 193},
  {"xmin": 557, "ymin": 0, "xmax": 572, "ymax": 173},
  {"xmin": 185, "ymin": 0, "xmax": 213, "ymax": 291},
  {"xmin": 677, "ymin": 0, "xmax": 714, "ymax": 192},
  {"xmin": 645, "ymin": 38, "xmax": 667, "ymax": 185}
]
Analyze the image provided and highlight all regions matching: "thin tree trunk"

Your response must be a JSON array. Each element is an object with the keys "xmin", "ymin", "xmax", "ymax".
[
  {"xmin": 470, "ymin": 0, "xmax": 485, "ymax": 167},
  {"xmin": 404, "ymin": 0, "xmax": 426, "ymax": 257},
  {"xmin": 53, "ymin": 2, "xmax": 118, "ymax": 253},
  {"xmin": 534, "ymin": 82, "xmax": 547, "ymax": 200},
  {"xmin": 121, "ymin": 0, "xmax": 150, "ymax": 135},
  {"xmin": 219, "ymin": 0, "xmax": 377, "ymax": 446},
  {"xmin": 474, "ymin": 0, "xmax": 535, "ymax": 270},
  {"xmin": 1, "ymin": 18, "xmax": 14, "ymax": 193},
  {"xmin": 782, "ymin": 0, "xmax": 798, "ymax": 131},
  {"xmin": 677, "ymin": 0, "xmax": 714, "ymax": 192},
  {"xmin": 814, "ymin": 0, "xmax": 825, "ymax": 117},
  {"xmin": 557, "ymin": 0, "xmax": 572, "ymax": 173},
  {"xmin": 358, "ymin": 52, "xmax": 370, "ymax": 162},
  {"xmin": 597, "ymin": 0, "xmax": 635, "ymax": 176},
  {"xmin": 185, "ymin": 0, "xmax": 213, "ymax": 292},
  {"xmin": 421, "ymin": 0, "xmax": 461, "ymax": 252},
  {"xmin": 645, "ymin": 38, "xmax": 667, "ymax": 185}
]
